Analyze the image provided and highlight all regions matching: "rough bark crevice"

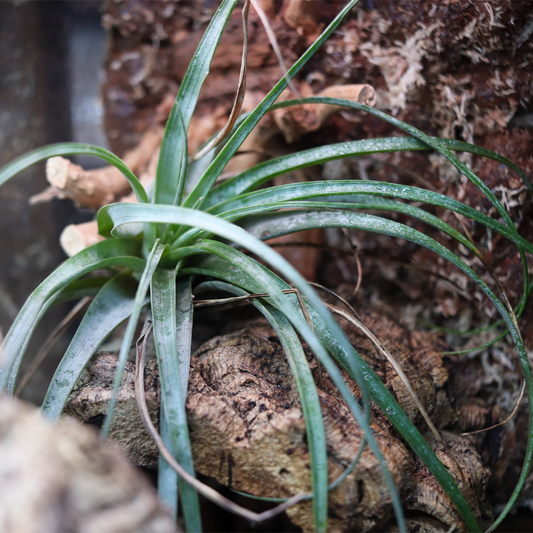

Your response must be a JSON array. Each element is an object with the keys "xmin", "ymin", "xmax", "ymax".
[{"xmin": 65, "ymin": 313, "xmax": 505, "ymax": 532}]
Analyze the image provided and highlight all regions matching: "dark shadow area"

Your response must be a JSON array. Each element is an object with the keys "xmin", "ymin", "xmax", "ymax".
[{"xmin": 0, "ymin": 1, "xmax": 106, "ymax": 402}]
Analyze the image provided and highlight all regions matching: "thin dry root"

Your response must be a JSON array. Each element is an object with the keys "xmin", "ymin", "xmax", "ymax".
[
  {"xmin": 38, "ymin": 126, "xmax": 163, "ymax": 209},
  {"xmin": 274, "ymin": 84, "xmax": 377, "ymax": 142},
  {"xmin": 60, "ymin": 220, "xmax": 104, "ymax": 257}
]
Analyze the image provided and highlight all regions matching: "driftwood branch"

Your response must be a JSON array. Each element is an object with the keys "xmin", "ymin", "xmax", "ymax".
[
  {"xmin": 273, "ymin": 84, "xmax": 377, "ymax": 142},
  {"xmin": 59, "ymin": 220, "xmax": 104, "ymax": 257},
  {"xmin": 30, "ymin": 126, "xmax": 163, "ymax": 209}
]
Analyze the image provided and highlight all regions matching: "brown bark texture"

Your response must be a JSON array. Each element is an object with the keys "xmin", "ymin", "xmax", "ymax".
[{"xmin": 66, "ymin": 309, "xmax": 510, "ymax": 532}]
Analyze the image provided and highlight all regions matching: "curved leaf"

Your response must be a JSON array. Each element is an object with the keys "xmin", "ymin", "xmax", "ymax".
[
  {"xmin": 101, "ymin": 240, "xmax": 165, "ymax": 439},
  {"xmin": 240, "ymin": 207, "xmax": 533, "ymax": 529},
  {"xmin": 270, "ymin": 97, "xmax": 531, "ymax": 332},
  {"xmin": 183, "ymin": 0, "xmax": 362, "ymax": 209},
  {"xmin": 271, "ymin": 97, "xmax": 531, "ymax": 224},
  {"xmin": 6, "ymin": 278, "xmax": 109, "ymax": 394},
  {"xmin": 151, "ymin": 272, "xmax": 202, "ymax": 532},
  {"xmin": 0, "ymin": 143, "xmax": 149, "ymax": 204},
  {"xmin": 204, "ymin": 136, "xmax": 530, "ymax": 209},
  {"xmin": 42, "ymin": 273, "xmax": 142, "ymax": 421},
  {"xmin": 267, "ymin": 98, "xmax": 530, "ymax": 326},
  {"xmin": 183, "ymin": 253, "xmax": 488, "ymax": 532},
  {"xmin": 174, "ymin": 181, "xmax": 533, "ymax": 257},
  {"xmin": 154, "ymin": 0, "xmax": 239, "ymax": 206},
  {"xmin": 0, "ymin": 239, "xmax": 144, "ymax": 392}
]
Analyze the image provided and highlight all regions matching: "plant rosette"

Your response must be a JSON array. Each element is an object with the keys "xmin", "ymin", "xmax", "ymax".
[{"xmin": 1, "ymin": 1, "xmax": 532, "ymax": 532}]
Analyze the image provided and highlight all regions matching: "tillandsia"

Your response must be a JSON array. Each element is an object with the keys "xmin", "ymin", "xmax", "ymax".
[{"xmin": 0, "ymin": 1, "xmax": 532, "ymax": 532}]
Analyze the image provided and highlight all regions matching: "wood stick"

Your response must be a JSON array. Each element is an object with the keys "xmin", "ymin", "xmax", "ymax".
[
  {"xmin": 60, "ymin": 220, "xmax": 104, "ymax": 257},
  {"xmin": 283, "ymin": 0, "xmax": 320, "ymax": 37},
  {"xmin": 273, "ymin": 84, "xmax": 376, "ymax": 142},
  {"xmin": 40, "ymin": 126, "xmax": 163, "ymax": 209}
]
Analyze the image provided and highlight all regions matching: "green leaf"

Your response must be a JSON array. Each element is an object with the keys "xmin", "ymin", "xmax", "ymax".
[
  {"xmin": 272, "ymin": 97, "xmax": 532, "ymax": 331},
  {"xmin": 186, "ymin": 242, "xmax": 407, "ymax": 531},
  {"xmin": 154, "ymin": 0, "xmax": 239, "ymax": 206},
  {"xmin": 151, "ymin": 271, "xmax": 202, "ymax": 532},
  {"xmin": 171, "ymin": 197, "xmax": 483, "ymax": 264},
  {"xmin": 42, "ymin": 273, "xmax": 141, "ymax": 421},
  {"xmin": 98, "ymin": 202, "xmax": 409, "ymax": 531},
  {"xmin": 0, "ymin": 239, "xmax": 144, "ymax": 392},
  {"xmin": 210, "ymin": 181, "xmax": 527, "ymax": 247},
  {"xmin": 0, "ymin": 143, "xmax": 149, "ymax": 204},
  {"xmin": 154, "ymin": 103, "xmax": 189, "ymax": 207},
  {"xmin": 101, "ymin": 240, "xmax": 165, "ymax": 439},
  {"xmin": 5, "ymin": 278, "xmax": 109, "ymax": 393},
  {"xmin": 159, "ymin": 407, "xmax": 179, "ymax": 520},
  {"xmin": 194, "ymin": 281, "xmax": 328, "ymax": 532},
  {"xmin": 271, "ymin": 97, "xmax": 531, "ymax": 222},
  {"xmin": 204, "ymin": 136, "xmax": 530, "ymax": 208},
  {"xmin": 183, "ymin": 0, "xmax": 362, "ymax": 209},
  {"xmin": 48, "ymin": 277, "xmax": 110, "ymax": 304},
  {"xmin": 175, "ymin": 182, "xmax": 533, "ymax": 259}
]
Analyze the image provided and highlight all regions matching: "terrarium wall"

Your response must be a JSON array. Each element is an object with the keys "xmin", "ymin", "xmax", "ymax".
[{"xmin": 0, "ymin": 1, "xmax": 107, "ymax": 402}]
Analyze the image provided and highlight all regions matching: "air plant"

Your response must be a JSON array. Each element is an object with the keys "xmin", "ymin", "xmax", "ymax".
[{"xmin": 0, "ymin": 1, "xmax": 532, "ymax": 532}]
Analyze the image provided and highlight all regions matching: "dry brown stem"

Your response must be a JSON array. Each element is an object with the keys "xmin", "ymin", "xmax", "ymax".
[{"xmin": 191, "ymin": 0, "xmax": 250, "ymax": 162}]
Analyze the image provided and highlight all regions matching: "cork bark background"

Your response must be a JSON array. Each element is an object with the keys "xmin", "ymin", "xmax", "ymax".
[{"xmin": 100, "ymin": 0, "xmax": 533, "ymax": 334}]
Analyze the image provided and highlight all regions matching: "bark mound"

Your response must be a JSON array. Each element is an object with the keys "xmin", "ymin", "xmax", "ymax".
[{"xmin": 0, "ymin": 395, "xmax": 176, "ymax": 533}]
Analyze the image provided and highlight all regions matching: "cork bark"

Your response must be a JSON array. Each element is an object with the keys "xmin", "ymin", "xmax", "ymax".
[
  {"xmin": 65, "ymin": 311, "xmax": 506, "ymax": 532},
  {"xmin": 0, "ymin": 396, "xmax": 177, "ymax": 533}
]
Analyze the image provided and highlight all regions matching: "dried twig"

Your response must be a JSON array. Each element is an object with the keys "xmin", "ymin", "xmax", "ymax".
[
  {"xmin": 31, "ymin": 127, "xmax": 163, "ymax": 209},
  {"xmin": 273, "ymin": 84, "xmax": 376, "ymax": 142},
  {"xmin": 250, "ymin": 0, "xmax": 300, "ymax": 98},
  {"xmin": 461, "ymin": 380, "xmax": 525, "ymax": 436},
  {"xmin": 324, "ymin": 302, "xmax": 443, "ymax": 442},
  {"xmin": 59, "ymin": 221, "xmax": 105, "ymax": 258}
]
